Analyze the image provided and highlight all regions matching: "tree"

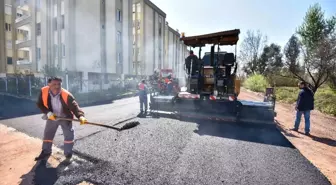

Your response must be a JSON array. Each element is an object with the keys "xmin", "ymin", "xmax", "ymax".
[
  {"xmin": 41, "ymin": 64, "xmax": 64, "ymax": 77},
  {"xmin": 284, "ymin": 35, "xmax": 302, "ymax": 74},
  {"xmin": 294, "ymin": 3, "xmax": 336, "ymax": 92},
  {"xmin": 258, "ymin": 43, "xmax": 283, "ymax": 75},
  {"xmin": 239, "ymin": 30, "xmax": 268, "ymax": 75}
]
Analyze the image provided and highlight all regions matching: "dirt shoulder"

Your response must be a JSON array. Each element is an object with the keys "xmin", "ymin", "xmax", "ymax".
[
  {"xmin": 0, "ymin": 124, "xmax": 66, "ymax": 185},
  {"xmin": 239, "ymin": 88, "xmax": 336, "ymax": 185}
]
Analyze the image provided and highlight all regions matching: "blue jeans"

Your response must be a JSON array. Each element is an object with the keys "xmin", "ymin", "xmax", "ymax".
[
  {"xmin": 139, "ymin": 95, "xmax": 148, "ymax": 112},
  {"xmin": 294, "ymin": 111, "xmax": 311, "ymax": 133}
]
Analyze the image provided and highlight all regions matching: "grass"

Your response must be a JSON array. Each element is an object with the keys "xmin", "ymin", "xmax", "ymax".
[
  {"xmin": 243, "ymin": 74, "xmax": 336, "ymax": 116},
  {"xmin": 275, "ymin": 87, "xmax": 336, "ymax": 116}
]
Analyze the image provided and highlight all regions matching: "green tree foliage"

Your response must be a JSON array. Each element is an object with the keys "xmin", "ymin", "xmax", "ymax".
[
  {"xmin": 258, "ymin": 43, "xmax": 283, "ymax": 75},
  {"xmin": 243, "ymin": 74, "xmax": 269, "ymax": 92},
  {"xmin": 295, "ymin": 3, "xmax": 336, "ymax": 92},
  {"xmin": 41, "ymin": 64, "xmax": 65, "ymax": 77},
  {"xmin": 284, "ymin": 35, "xmax": 303, "ymax": 74}
]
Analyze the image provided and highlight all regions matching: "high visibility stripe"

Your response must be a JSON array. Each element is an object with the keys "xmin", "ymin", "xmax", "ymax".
[
  {"xmin": 178, "ymin": 93, "xmax": 200, "ymax": 99},
  {"xmin": 41, "ymin": 86, "xmax": 70, "ymax": 109},
  {"xmin": 43, "ymin": 140, "xmax": 53, "ymax": 143},
  {"xmin": 209, "ymin": 95, "xmax": 216, "ymax": 100},
  {"xmin": 64, "ymin": 140, "xmax": 74, "ymax": 144}
]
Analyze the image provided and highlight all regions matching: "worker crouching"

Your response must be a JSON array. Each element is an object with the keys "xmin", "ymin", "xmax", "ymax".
[
  {"xmin": 35, "ymin": 76, "xmax": 87, "ymax": 161},
  {"xmin": 138, "ymin": 79, "xmax": 148, "ymax": 115}
]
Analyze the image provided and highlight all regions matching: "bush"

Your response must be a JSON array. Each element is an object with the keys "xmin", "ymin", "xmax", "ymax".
[
  {"xmin": 315, "ymin": 88, "xmax": 336, "ymax": 116},
  {"xmin": 243, "ymin": 74, "xmax": 269, "ymax": 92},
  {"xmin": 267, "ymin": 75, "xmax": 298, "ymax": 87},
  {"xmin": 275, "ymin": 87, "xmax": 336, "ymax": 116},
  {"xmin": 275, "ymin": 87, "xmax": 299, "ymax": 103}
]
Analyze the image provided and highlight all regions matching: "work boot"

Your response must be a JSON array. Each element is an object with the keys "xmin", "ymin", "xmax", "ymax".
[
  {"xmin": 291, "ymin": 128, "xmax": 298, "ymax": 132},
  {"xmin": 305, "ymin": 132, "xmax": 310, "ymax": 136},
  {"xmin": 35, "ymin": 150, "xmax": 51, "ymax": 161},
  {"xmin": 65, "ymin": 153, "xmax": 72, "ymax": 160}
]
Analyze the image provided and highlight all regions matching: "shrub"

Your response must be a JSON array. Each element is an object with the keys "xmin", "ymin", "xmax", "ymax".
[
  {"xmin": 315, "ymin": 88, "xmax": 336, "ymax": 116},
  {"xmin": 275, "ymin": 86, "xmax": 336, "ymax": 116},
  {"xmin": 267, "ymin": 75, "xmax": 298, "ymax": 87},
  {"xmin": 275, "ymin": 87, "xmax": 299, "ymax": 103},
  {"xmin": 243, "ymin": 74, "xmax": 269, "ymax": 92}
]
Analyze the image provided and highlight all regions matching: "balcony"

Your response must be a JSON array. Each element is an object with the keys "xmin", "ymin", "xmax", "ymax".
[
  {"xmin": 16, "ymin": 14, "xmax": 32, "ymax": 27},
  {"xmin": 16, "ymin": 38, "xmax": 32, "ymax": 49},
  {"xmin": 17, "ymin": 59, "xmax": 32, "ymax": 65}
]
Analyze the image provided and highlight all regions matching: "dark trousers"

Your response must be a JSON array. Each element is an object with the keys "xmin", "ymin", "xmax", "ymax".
[{"xmin": 139, "ymin": 95, "xmax": 148, "ymax": 112}]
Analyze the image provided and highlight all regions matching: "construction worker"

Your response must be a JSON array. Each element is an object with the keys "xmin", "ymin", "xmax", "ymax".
[
  {"xmin": 35, "ymin": 76, "xmax": 87, "ymax": 161},
  {"xmin": 138, "ymin": 79, "xmax": 148, "ymax": 114},
  {"xmin": 185, "ymin": 50, "xmax": 199, "ymax": 75}
]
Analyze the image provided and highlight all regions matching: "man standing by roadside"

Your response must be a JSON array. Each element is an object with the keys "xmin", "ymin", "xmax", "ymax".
[
  {"xmin": 293, "ymin": 81, "xmax": 314, "ymax": 135},
  {"xmin": 35, "ymin": 77, "xmax": 87, "ymax": 161},
  {"xmin": 138, "ymin": 79, "xmax": 148, "ymax": 115}
]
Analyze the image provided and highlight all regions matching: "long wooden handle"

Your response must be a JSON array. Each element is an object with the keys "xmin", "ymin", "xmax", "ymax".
[{"xmin": 57, "ymin": 118, "xmax": 120, "ymax": 130}]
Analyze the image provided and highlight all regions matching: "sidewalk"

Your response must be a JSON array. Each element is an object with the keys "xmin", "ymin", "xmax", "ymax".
[{"xmin": 0, "ymin": 124, "xmax": 69, "ymax": 185}]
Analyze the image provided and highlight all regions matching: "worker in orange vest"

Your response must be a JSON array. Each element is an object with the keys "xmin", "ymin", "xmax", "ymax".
[
  {"xmin": 35, "ymin": 76, "xmax": 87, "ymax": 161},
  {"xmin": 138, "ymin": 79, "xmax": 148, "ymax": 114}
]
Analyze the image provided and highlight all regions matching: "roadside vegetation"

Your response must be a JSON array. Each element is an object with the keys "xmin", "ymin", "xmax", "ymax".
[{"xmin": 240, "ymin": 3, "xmax": 336, "ymax": 116}]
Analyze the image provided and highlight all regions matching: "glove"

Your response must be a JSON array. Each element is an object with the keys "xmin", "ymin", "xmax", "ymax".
[
  {"xmin": 47, "ymin": 112, "xmax": 56, "ymax": 121},
  {"xmin": 79, "ymin": 116, "xmax": 87, "ymax": 125}
]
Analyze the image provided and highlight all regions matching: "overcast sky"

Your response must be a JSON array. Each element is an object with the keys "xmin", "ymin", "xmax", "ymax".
[{"xmin": 151, "ymin": 0, "xmax": 336, "ymax": 54}]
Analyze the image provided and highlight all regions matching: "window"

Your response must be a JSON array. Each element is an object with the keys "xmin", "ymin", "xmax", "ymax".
[
  {"xmin": 36, "ymin": 48, "xmax": 41, "ymax": 60},
  {"xmin": 117, "ymin": 31, "xmax": 121, "ymax": 44},
  {"xmin": 36, "ymin": 0, "xmax": 41, "ymax": 9},
  {"xmin": 117, "ymin": 9, "xmax": 122, "ymax": 22},
  {"xmin": 62, "ymin": 44, "xmax": 65, "ymax": 57},
  {"xmin": 36, "ymin": 23, "xmax": 41, "ymax": 35},
  {"xmin": 117, "ymin": 53, "xmax": 122, "ymax": 64},
  {"xmin": 54, "ymin": 44, "xmax": 58, "ymax": 58},
  {"xmin": 61, "ymin": 15, "xmax": 65, "ymax": 29},
  {"xmin": 53, "ymin": 17, "xmax": 57, "ymax": 31},
  {"xmin": 158, "ymin": 17, "xmax": 162, "ymax": 36},
  {"xmin": 5, "ymin": 23, "xmax": 11, "ymax": 32},
  {"xmin": 24, "ymin": 51, "xmax": 29, "ymax": 58},
  {"xmin": 7, "ymin": 57, "xmax": 12, "ymax": 65}
]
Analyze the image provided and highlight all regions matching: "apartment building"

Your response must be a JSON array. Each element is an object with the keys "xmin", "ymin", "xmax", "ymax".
[
  {"xmin": 74, "ymin": 0, "xmax": 133, "ymax": 91},
  {"xmin": 132, "ymin": 0, "xmax": 166, "ymax": 76},
  {"xmin": 0, "ymin": 0, "xmax": 35, "ymax": 74}
]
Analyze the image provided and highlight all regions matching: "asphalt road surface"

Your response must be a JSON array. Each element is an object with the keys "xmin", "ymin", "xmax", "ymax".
[{"xmin": 0, "ymin": 94, "xmax": 331, "ymax": 185}]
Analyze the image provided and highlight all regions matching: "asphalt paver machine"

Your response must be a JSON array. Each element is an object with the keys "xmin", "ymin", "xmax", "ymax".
[{"xmin": 149, "ymin": 29, "xmax": 276, "ymax": 124}]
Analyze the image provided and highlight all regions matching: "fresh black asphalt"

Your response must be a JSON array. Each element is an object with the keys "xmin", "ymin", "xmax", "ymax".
[{"xmin": 0, "ymin": 94, "xmax": 331, "ymax": 185}]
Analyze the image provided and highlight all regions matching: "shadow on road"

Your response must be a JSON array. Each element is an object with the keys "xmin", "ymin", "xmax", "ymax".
[
  {"xmin": 19, "ymin": 160, "xmax": 69, "ymax": 185},
  {"xmin": 149, "ymin": 113, "xmax": 294, "ymax": 148}
]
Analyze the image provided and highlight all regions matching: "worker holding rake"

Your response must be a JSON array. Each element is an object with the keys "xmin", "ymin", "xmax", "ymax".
[{"xmin": 35, "ymin": 76, "xmax": 87, "ymax": 161}]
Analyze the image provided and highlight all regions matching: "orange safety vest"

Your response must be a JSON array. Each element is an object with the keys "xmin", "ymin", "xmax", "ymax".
[
  {"xmin": 41, "ymin": 86, "xmax": 70, "ymax": 109},
  {"xmin": 138, "ymin": 83, "xmax": 145, "ymax": 90}
]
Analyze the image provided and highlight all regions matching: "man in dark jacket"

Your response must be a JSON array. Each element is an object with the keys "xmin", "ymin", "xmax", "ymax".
[
  {"xmin": 293, "ymin": 81, "xmax": 314, "ymax": 135},
  {"xmin": 185, "ymin": 50, "xmax": 199, "ymax": 76}
]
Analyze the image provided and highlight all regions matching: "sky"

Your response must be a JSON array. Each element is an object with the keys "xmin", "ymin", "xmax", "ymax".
[{"xmin": 151, "ymin": 0, "xmax": 336, "ymax": 54}]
